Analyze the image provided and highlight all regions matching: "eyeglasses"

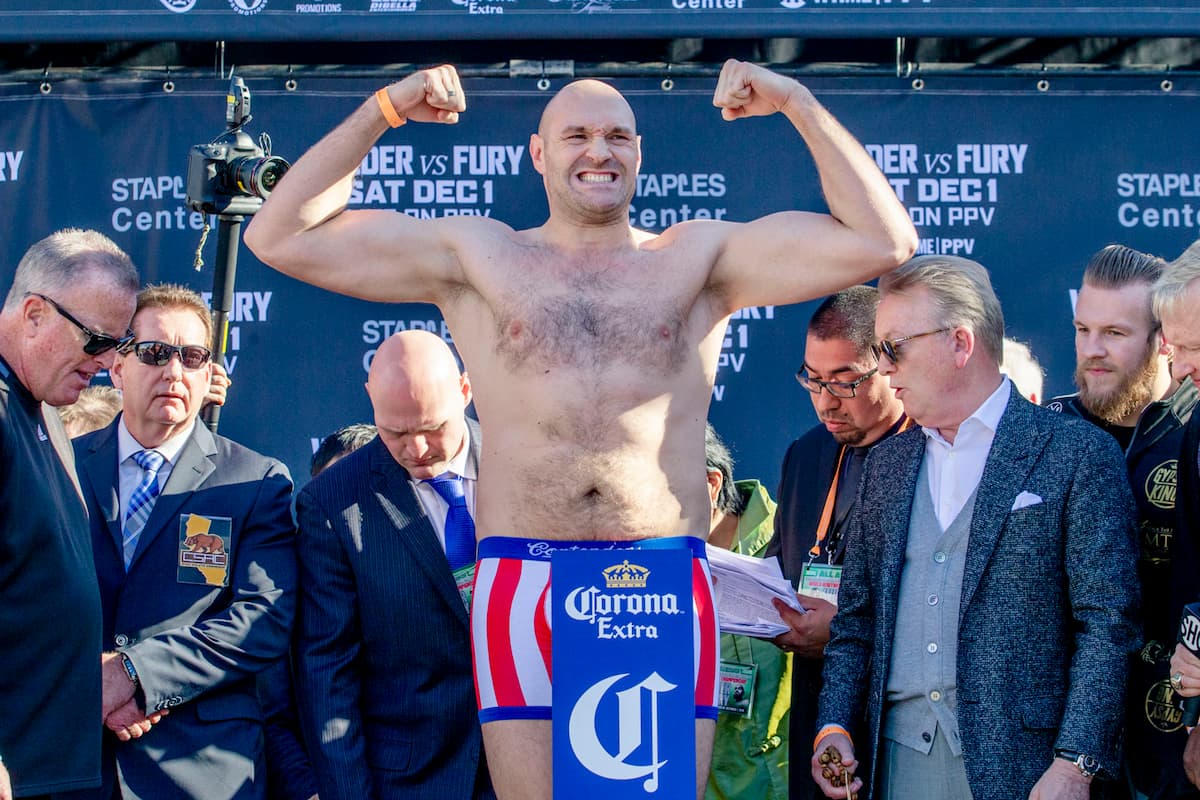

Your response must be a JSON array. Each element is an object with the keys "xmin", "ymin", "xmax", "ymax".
[
  {"xmin": 871, "ymin": 328, "xmax": 951, "ymax": 364},
  {"xmin": 795, "ymin": 368, "xmax": 878, "ymax": 399},
  {"xmin": 124, "ymin": 341, "xmax": 213, "ymax": 370},
  {"xmin": 27, "ymin": 292, "xmax": 134, "ymax": 356}
]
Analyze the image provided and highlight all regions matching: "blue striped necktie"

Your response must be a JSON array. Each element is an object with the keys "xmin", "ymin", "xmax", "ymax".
[
  {"xmin": 123, "ymin": 449, "xmax": 164, "ymax": 568},
  {"xmin": 425, "ymin": 473, "xmax": 476, "ymax": 571}
]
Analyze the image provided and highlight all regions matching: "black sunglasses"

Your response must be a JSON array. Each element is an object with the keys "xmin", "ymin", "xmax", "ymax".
[
  {"xmin": 124, "ymin": 341, "xmax": 213, "ymax": 370},
  {"xmin": 795, "ymin": 367, "xmax": 878, "ymax": 399},
  {"xmin": 870, "ymin": 328, "xmax": 951, "ymax": 364},
  {"xmin": 28, "ymin": 292, "xmax": 134, "ymax": 356}
]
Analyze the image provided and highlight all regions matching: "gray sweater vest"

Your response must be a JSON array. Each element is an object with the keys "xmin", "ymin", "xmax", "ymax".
[{"xmin": 882, "ymin": 458, "xmax": 976, "ymax": 757}]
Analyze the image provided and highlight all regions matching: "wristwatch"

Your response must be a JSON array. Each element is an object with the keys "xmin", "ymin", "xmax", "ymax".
[
  {"xmin": 119, "ymin": 652, "xmax": 140, "ymax": 685},
  {"xmin": 1055, "ymin": 749, "xmax": 1100, "ymax": 779}
]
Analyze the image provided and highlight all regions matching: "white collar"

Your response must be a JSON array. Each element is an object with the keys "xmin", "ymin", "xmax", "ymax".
[
  {"xmin": 922, "ymin": 377, "xmax": 1011, "ymax": 446},
  {"xmin": 117, "ymin": 415, "xmax": 196, "ymax": 465}
]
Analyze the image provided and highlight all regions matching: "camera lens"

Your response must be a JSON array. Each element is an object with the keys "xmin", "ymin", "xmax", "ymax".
[{"xmin": 231, "ymin": 155, "xmax": 290, "ymax": 199}]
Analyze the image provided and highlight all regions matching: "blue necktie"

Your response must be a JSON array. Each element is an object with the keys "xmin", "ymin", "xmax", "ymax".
[
  {"xmin": 425, "ymin": 473, "xmax": 476, "ymax": 570},
  {"xmin": 124, "ymin": 449, "xmax": 165, "ymax": 568}
]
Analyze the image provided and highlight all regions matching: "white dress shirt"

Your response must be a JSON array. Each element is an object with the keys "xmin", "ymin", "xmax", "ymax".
[
  {"xmin": 921, "ymin": 378, "xmax": 1011, "ymax": 530},
  {"xmin": 117, "ymin": 417, "xmax": 195, "ymax": 526},
  {"xmin": 411, "ymin": 424, "xmax": 477, "ymax": 554}
]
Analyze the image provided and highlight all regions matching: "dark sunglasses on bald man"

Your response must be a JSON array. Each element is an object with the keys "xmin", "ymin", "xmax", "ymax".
[
  {"xmin": 27, "ymin": 292, "xmax": 135, "ymax": 356},
  {"xmin": 124, "ymin": 341, "xmax": 213, "ymax": 370}
]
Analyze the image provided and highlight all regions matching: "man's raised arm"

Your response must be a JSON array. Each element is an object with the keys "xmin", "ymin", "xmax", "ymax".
[
  {"xmin": 244, "ymin": 66, "xmax": 472, "ymax": 303},
  {"xmin": 707, "ymin": 60, "xmax": 917, "ymax": 310}
]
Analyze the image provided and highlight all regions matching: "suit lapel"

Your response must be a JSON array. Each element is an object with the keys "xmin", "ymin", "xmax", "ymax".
[
  {"xmin": 878, "ymin": 430, "xmax": 926, "ymax": 630},
  {"xmin": 128, "ymin": 424, "xmax": 217, "ymax": 570},
  {"xmin": 82, "ymin": 421, "xmax": 123, "ymax": 557},
  {"xmin": 369, "ymin": 438, "xmax": 470, "ymax": 627},
  {"xmin": 959, "ymin": 393, "xmax": 1046, "ymax": 617}
]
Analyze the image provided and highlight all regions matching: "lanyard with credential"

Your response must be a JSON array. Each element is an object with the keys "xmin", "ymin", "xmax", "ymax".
[
  {"xmin": 809, "ymin": 445, "xmax": 847, "ymax": 561},
  {"xmin": 807, "ymin": 416, "xmax": 914, "ymax": 562}
]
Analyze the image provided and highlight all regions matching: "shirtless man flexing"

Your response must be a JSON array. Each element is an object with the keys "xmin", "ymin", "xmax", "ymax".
[{"xmin": 244, "ymin": 59, "xmax": 916, "ymax": 800}]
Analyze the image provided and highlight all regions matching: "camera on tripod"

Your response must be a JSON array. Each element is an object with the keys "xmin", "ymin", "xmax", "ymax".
[{"xmin": 186, "ymin": 74, "xmax": 289, "ymax": 217}]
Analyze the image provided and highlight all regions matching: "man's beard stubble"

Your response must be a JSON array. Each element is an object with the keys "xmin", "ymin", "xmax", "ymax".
[
  {"xmin": 1075, "ymin": 340, "xmax": 1160, "ymax": 425},
  {"xmin": 826, "ymin": 420, "xmax": 868, "ymax": 447}
]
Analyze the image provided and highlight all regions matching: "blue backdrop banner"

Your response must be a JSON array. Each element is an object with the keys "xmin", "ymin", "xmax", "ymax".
[
  {"xmin": 2, "ymin": 71, "xmax": 1198, "ymax": 488},
  {"xmin": 2, "ymin": 0, "xmax": 1200, "ymax": 42}
]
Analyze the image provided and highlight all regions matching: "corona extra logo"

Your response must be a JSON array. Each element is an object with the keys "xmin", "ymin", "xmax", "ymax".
[
  {"xmin": 603, "ymin": 560, "xmax": 650, "ymax": 589},
  {"xmin": 569, "ymin": 672, "xmax": 676, "ymax": 791},
  {"xmin": 564, "ymin": 585, "xmax": 681, "ymax": 622}
]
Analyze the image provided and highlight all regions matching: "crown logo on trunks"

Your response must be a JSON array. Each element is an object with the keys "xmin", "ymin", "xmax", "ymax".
[{"xmin": 603, "ymin": 560, "xmax": 650, "ymax": 589}]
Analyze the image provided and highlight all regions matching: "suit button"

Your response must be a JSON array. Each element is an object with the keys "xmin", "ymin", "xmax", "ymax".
[{"xmin": 115, "ymin": 634, "xmax": 129, "ymax": 647}]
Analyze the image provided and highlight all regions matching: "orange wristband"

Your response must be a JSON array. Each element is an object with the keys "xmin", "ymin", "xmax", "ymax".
[
  {"xmin": 813, "ymin": 725, "xmax": 853, "ymax": 753},
  {"xmin": 375, "ymin": 87, "xmax": 405, "ymax": 128}
]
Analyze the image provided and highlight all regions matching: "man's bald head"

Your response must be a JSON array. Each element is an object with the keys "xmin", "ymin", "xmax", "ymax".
[
  {"xmin": 538, "ymin": 79, "xmax": 637, "ymax": 138},
  {"xmin": 368, "ymin": 330, "xmax": 462, "ymax": 399},
  {"xmin": 366, "ymin": 331, "xmax": 473, "ymax": 479}
]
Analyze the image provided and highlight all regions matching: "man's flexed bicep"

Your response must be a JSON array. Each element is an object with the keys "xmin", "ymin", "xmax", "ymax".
[
  {"xmin": 707, "ymin": 60, "xmax": 916, "ymax": 311},
  {"xmin": 245, "ymin": 65, "xmax": 482, "ymax": 305}
]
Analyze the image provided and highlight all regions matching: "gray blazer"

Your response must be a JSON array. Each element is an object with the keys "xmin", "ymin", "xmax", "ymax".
[
  {"xmin": 294, "ymin": 420, "xmax": 494, "ymax": 800},
  {"xmin": 75, "ymin": 418, "xmax": 297, "ymax": 800},
  {"xmin": 818, "ymin": 391, "xmax": 1141, "ymax": 799}
]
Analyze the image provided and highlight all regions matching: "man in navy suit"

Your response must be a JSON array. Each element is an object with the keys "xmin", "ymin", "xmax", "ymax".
[
  {"xmin": 813, "ymin": 256, "xmax": 1140, "ymax": 800},
  {"xmin": 75, "ymin": 283, "xmax": 296, "ymax": 800},
  {"xmin": 294, "ymin": 330, "xmax": 494, "ymax": 800}
]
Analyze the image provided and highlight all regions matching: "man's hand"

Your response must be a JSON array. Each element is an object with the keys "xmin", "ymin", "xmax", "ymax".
[
  {"xmin": 1172, "ymin": 644, "xmax": 1200, "ymax": 697},
  {"xmin": 204, "ymin": 362, "xmax": 231, "ymax": 408},
  {"xmin": 383, "ymin": 65, "xmax": 466, "ymax": 125},
  {"xmin": 1027, "ymin": 758, "xmax": 1091, "ymax": 800},
  {"xmin": 713, "ymin": 59, "xmax": 803, "ymax": 122},
  {"xmin": 104, "ymin": 699, "xmax": 168, "ymax": 743},
  {"xmin": 1185, "ymin": 727, "xmax": 1200, "ymax": 789},
  {"xmin": 772, "ymin": 594, "xmax": 835, "ymax": 659},
  {"xmin": 811, "ymin": 731, "xmax": 862, "ymax": 799},
  {"xmin": 101, "ymin": 652, "xmax": 136, "ymax": 718},
  {"xmin": 0, "ymin": 758, "xmax": 11, "ymax": 800}
]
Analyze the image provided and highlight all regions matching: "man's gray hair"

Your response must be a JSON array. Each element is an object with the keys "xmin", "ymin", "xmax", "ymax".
[
  {"xmin": 1153, "ymin": 238, "xmax": 1200, "ymax": 321},
  {"xmin": 878, "ymin": 255, "xmax": 1005, "ymax": 363},
  {"xmin": 5, "ymin": 228, "xmax": 139, "ymax": 310}
]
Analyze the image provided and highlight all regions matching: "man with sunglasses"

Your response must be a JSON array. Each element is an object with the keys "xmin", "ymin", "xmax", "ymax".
[
  {"xmin": 813, "ymin": 256, "xmax": 1139, "ymax": 800},
  {"xmin": 0, "ymin": 229, "xmax": 139, "ymax": 800},
  {"xmin": 764, "ymin": 286, "xmax": 906, "ymax": 800},
  {"xmin": 72, "ymin": 284, "xmax": 295, "ymax": 800}
]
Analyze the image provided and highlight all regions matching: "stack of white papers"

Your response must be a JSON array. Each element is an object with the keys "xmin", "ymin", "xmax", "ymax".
[{"xmin": 706, "ymin": 545, "xmax": 804, "ymax": 638}]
